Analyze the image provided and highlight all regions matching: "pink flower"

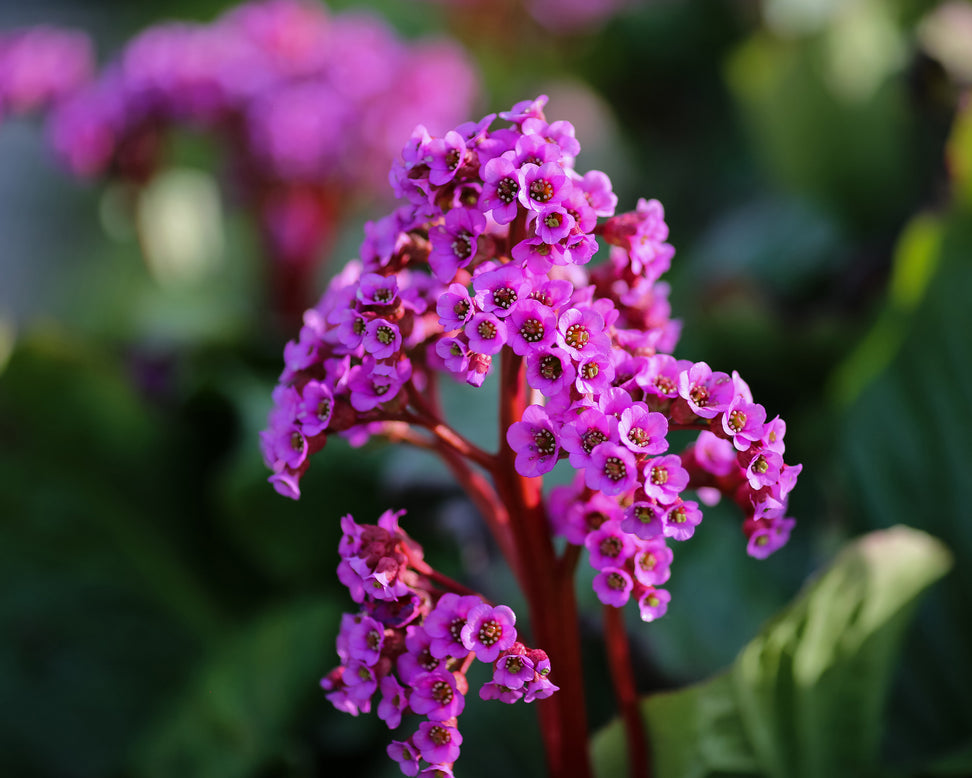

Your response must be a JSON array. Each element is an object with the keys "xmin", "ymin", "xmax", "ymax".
[
  {"xmin": 586, "ymin": 442, "xmax": 637, "ymax": 496},
  {"xmin": 642, "ymin": 454, "xmax": 689, "ymax": 505},
  {"xmin": 592, "ymin": 567, "xmax": 633, "ymax": 607},
  {"xmin": 461, "ymin": 603, "xmax": 517, "ymax": 663},
  {"xmin": 638, "ymin": 586, "xmax": 671, "ymax": 622},
  {"xmin": 409, "ymin": 669, "xmax": 466, "ymax": 720},
  {"xmin": 506, "ymin": 404, "xmax": 561, "ymax": 477}
]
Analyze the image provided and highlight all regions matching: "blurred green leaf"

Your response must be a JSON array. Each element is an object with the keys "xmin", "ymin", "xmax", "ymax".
[
  {"xmin": 591, "ymin": 527, "xmax": 952, "ymax": 778},
  {"xmin": 839, "ymin": 210, "xmax": 972, "ymax": 764},
  {"xmin": 946, "ymin": 96, "xmax": 972, "ymax": 210},
  {"xmin": 133, "ymin": 599, "xmax": 338, "ymax": 778},
  {"xmin": 725, "ymin": 21, "xmax": 916, "ymax": 231}
]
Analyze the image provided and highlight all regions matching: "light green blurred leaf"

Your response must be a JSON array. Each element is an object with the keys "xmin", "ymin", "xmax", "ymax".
[{"xmin": 591, "ymin": 527, "xmax": 952, "ymax": 778}]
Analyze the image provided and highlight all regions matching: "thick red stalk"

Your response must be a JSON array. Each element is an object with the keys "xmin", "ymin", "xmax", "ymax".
[
  {"xmin": 494, "ymin": 352, "xmax": 592, "ymax": 778},
  {"xmin": 604, "ymin": 604, "xmax": 650, "ymax": 778}
]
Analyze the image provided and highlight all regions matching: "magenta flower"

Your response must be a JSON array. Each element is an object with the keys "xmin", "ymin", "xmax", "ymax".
[
  {"xmin": 414, "ymin": 721, "xmax": 462, "ymax": 766},
  {"xmin": 642, "ymin": 454, "xmax": 690, "ymax": 504},
  {"xmin": 745, "ymin": 448, "xmax": 784, "ymax": 491},
  {"xmin": 424, "ymin": 593, "xmax": 481, "ymax": 659},
  {"xmin": 363, "ymin": 318, "xmax": 402, "ymax": 359},
  {"xmin": 347, "ymin": 359, "xmax": 408, "ymax": 412},
  {"xmin": 409, "ymin": 669, "xmax": 466, "ymax": 721},
  {"xmin": 532, "ymin": 203, "xmax": 575, "ymax": 244},
  {"xmin": 387, "ymin": 739, "xmax": 421, "ymax": 777},
  {"xmin": 479, "ymin": 155, "xmax": 521, "ymax": 224},
  {"xmin": 506, "ymin": 404, "xmax": 561, "ymax": 477},
  {"xmin": 620, "ymin": 500, "xmax": 664, "ymax": 540},
  {"xmin": 473, "ymin": 264, "xmax": 530, "ymax": 318},
  {"xmin": 677, "ymin": 362, "xmax": 734, "ymax": 419},
  {"xmin": 618, "ymin": 404, "xmax": 668, "ymax": 455},
  {"xmin": 586, "ymin": 442, "xmax": 637, "ymax": 496},
  {"xmin": 574, "ymin": 351, "xmax": 616, "ymax": 395},
  {"xmin": 561, "ymin": 407, "xmax": 618, "ymax": 470},
  {"xmin": 357, "ymin": 273, "xmax": 400, "ymax": 307},
  {"xmin": 493, "ymin": 653, "xmax": 535, "ymax": 690},
  {"xmin": 398, "ymin": 625, "xmax": 442, "ymax": 684},
  {"xmin": 429, "ymin": 207, "xmax": 486, "ymax": 282},
  {"xmin": 584, "ymin": 520, "xmax": 635, "ymax": 571},
  {"xmin": 464, "ymin": 312, "xmax": 507, "ymax": 355},
  {"xmin": 721, "ymin": 397, "xmax": 768, "ymax": 452},
  {"xmin": 663, "ymin": 500, "xmax": 703, "ymax": 541},
  {"xmin": 479, "ymin": 681, "xmax": 524, "ymax": 704},
  {"xmin": 378, "ymin": 675, "xmax": 408, "ymax": 730},
  {"xmin": 747, "ymin": 515, "xmax": 796, "ymax": 559},
  {"xmin": 693, "ymin": 430, "xmax": 737, "ymax": 477},
  {"xmin": 426, "ymin": 129, "xmax": 467, "ymax": 187},
  {"xmin": 638, "ymin": 586, "xmax": 671, "ymax": 622},
  {"xmin": 636, "ymin": 354, "xmax": 688, "ymax": 399},
  {"xmin": 556, "ymin": 307, "xmax": 609, "ymax": 360},
  {"xmin": 460, "ymin": 602, "xmax": 517, "ymax": 663},
  {"xmin": 348, "ymin": 614, "xmax": 384, "ymax": 665},
  {"xmin": 507, "ymin": 299, "xmax": 556, "ymax": 356},
  {"xmin": 592, "ymin": 567, "xmax": 634, "ymax": 607},
  {"xmin": 297, "ymin": 380, "xmax": 334, "ymax": 436},
  {"xmin": 517, "ymin": 161, "xmax": 569, "ymax": 210},
  {"xmin": 525, "ymin": 348, "xmax": 576, "ymax": 397},
  {"xmin": 512, "ymin": 236, "xmax": 567, "ymax": 273},
  {"xmin": 434, "ymin": 336, "xmax": 470, "ymax": 375},
  {"xmin": 436, "ymin": 283, "xmax": 474, "ymax": 330},
  {"xmin": 632, "ymin": 540, "xmax": 674, "ymax": 586}
]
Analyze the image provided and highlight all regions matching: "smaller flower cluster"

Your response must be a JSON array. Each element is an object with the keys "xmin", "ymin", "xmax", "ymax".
[
  {"xmin": 0, "ymin": 26, "xmax": 93, "ymax": 122},
  {"xmin": 323, "ymin": 510, "xmax": 556, "ymax": 777}
]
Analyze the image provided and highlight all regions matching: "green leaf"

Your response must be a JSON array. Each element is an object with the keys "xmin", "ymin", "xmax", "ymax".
[
  {"xmin": 838, "ymin": 212, "xmax": 972, "ymax": 762},
  {"xmin": 132, "ymin": 600, "xmax": 339, "ymax": 778},
  {"xmin": 591, "ymin": 527, "xmax": 952, "ymax": 778}
]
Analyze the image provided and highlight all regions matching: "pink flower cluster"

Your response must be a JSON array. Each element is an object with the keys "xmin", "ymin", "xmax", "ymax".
[
  {"xmin": 0, "ymin": 26, "xmax": 93, "ymax": 122},
  {"xmin": 324, "ymin": 509, "xmax": 557, "ymax": 776},
  {"xmin": 42, "ymin": 0, "xmax": 477, "ymax": 266},
  {"xmin": 262, "ymin": 94, "xmax": 800, "ymax": 620}
]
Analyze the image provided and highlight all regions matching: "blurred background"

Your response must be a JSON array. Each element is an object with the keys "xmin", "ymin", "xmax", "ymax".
[{"xmin": 1, "ymin": 0, "xmax": 970, "ymax": 776}]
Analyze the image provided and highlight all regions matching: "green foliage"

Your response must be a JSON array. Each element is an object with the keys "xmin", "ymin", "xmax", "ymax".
[
  {"xmin": 591, "ymin": 527, "xmax": 953, "ymax": 778},
  {"xmin": 838, "ymin": 209, "xmax": 972, "ymax": 764},
  {"xmin": 132, "ymin": 600, "xmax": 339, "ymax": 778}
]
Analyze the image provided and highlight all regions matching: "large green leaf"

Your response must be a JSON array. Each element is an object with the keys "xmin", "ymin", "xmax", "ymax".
[{"xmin": 591, "ymin": 526, "xmax": 952, "ymax": 778}]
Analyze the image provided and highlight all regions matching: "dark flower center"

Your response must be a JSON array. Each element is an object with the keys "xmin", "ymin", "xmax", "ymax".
[
  {"xmin": 497, "ymin": 178, "xmax": 519, "ymax": 203},
  {"xmin": 533, "ymin": 429, "xmax": 556, "ymax": 455},
  {"xmin": 564, "ymin": 323, "xmax": 590, "ymax": 349},
  {"xmin": 477, "ymin": 320, "xmax": 497, "ymax": 339},
  {"xmin": 478, "ymin": 619, "xmax": 501, "ymax": 646},
  {"xmin": 604, "ymin": 457, "xmax": 626, "ymax": 481},
  {"xmin": 599, "ymin": 536, "xmax": 623, "ymax": 558},
  {"xmin": 539, "ymin": 354, "xmax": 562, "ymax": 380},
  {"xmin": 581, "ymin": 428, "xmax": 607, "ymax": 454},
  {"xmin": 520, "ymin": 319, "xmax": 544, "ymax": 343},
  {"xmin": 493, "ymin": 287, "xmax": 517, "ymax": 309},
  {"xmin": 529, "ymin": 179, "xmax": 555, "ymax": 203},
  {"xmin": 432, "ymin": 680, "xmax": 453, "ymax": 704},
  {"xmin": 452, "ymin": 232, "xmax": 473, "ymax": 260},
  {"xmin": 376, "ymin": 325, "xmax": 395, "ymax": 345}
]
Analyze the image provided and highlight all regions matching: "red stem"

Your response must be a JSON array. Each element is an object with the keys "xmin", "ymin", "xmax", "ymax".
[
  {"xmin": 604, "ymin": 605, "xmax": 650, "ymax": 778},
  {"xmin": 493, "ymin": 352, "xmax": 592, "ymax": 778}
]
